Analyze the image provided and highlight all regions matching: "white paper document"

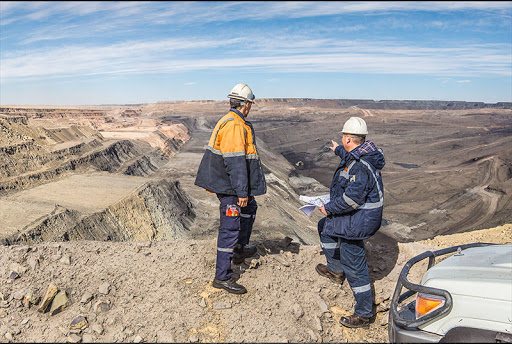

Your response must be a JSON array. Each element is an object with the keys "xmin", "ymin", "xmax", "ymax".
[{"xmin": 299, "ymin": 194, "xmax": 330, "ymax": 216}]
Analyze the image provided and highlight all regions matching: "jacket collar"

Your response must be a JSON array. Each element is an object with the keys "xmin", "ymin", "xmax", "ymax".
[
  {"xmin": 230, "ymin": 108, "xmax": 245, "ymax": 123},
  {"xmin": 350, "ymin": 141, "xmax": 378, "ymax": 160},
  {"xmin": 349, "ymin": 141, "xmax": 385, "ymax": 170}
]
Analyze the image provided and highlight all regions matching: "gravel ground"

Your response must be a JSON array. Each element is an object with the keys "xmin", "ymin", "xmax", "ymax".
[{"xmin": 0, "ymin": 224, "xmax": 510, "ymax": 343}]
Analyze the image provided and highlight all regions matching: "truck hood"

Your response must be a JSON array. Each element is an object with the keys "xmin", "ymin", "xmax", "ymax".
[{"xmin": 421, "ymin": 245, "xmax": 512, "ymax": 301}]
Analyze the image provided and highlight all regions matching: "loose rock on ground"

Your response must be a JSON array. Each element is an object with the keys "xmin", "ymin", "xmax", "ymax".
[{"xmin": 0, "ymin": 224, "xmax": 509, "ymax": 342}]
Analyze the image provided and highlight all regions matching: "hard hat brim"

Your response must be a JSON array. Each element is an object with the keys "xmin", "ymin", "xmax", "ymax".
[
  {"xmin": 341, "ymin": 131, "xmax": 368, "ymax": 135},
  {"xmin": 228, "ymin": 94, "xmax": 255, "ymax": 103}
]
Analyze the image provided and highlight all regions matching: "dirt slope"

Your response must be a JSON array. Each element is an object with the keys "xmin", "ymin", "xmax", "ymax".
[{"xmin": 0, "ymin": 224, "xmax": 510, "ymax": 343}]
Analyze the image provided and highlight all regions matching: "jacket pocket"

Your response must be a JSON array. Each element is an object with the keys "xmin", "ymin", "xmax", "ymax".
[
  {"xmin": 346, "ymin": 211, "xmax": 364, "ymax": 239},
  {"xmin": 324, "ymin": 214, "xmax": 351, "ymax": 238},
  {"xmin": 248, "ymin": 160, "xmax": 261, "ymax": 190},
  {"xmin": 322, "ymin": 216, "xmax": 335, "ymax": 237},
  {"xmin": 362, "ymin": 208, "xmax": 383, "ymax": 237}
]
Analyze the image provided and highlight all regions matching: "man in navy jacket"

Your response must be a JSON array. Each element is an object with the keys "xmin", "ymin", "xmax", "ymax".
[{"xmin": 317, "ymin": 117, "xmax": 385, "ymax": 328}]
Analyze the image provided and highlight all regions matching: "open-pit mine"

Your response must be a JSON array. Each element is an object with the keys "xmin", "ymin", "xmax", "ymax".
[
  {"xmin": 1, "ymin": 99, "xmax": 511, "ymax": 248},
  {"xmin": 1, "ymin": 99, "xmax": 511, "ymax": 343}
]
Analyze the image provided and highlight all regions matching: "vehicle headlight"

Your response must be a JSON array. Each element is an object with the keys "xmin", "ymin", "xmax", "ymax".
[{"xmin": 415, "ymin": 293, "xmax": 446, "ymax": 319}]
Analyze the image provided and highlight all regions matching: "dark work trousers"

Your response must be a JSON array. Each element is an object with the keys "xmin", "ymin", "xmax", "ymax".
[
  {"xmin": 215, "ymin": 194, "xmax": 258, "ymax": 281},
  {"xmin": 318, "ymin": 218, "xmax": 373, "ymax": 318}
]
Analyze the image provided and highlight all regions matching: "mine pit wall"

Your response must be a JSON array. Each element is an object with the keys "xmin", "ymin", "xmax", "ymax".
[
  {"xmin": 4, "ymin": 208, "xmax": 82, "ymax": 245},
  {"xmin": 43, "ymin": 125, "xmax": 102, "ymax": 145},
  {"xmin": 1, "ymin": 114, "xmax": 195, "ymax": 245},
  {"xmin": 123, "ymin": 155, "xmax": 159, "ymax": 177},
  {"xmin": 3, "ymin": 180, "xmax": 195, "ymax": 245},
  {"xmin": 153, "ymin": 124, "xmax": 190, "ymax": 157},
  {"xmin": 85, "ymin": 140, "xmax": 137, "ymax": 172},
  {"xmin": 0, "ymin": 140, "xmax": 141, "ymax": 194},
  {"xmin": 0, "ymin": 141, "xmax": 44, "ymax": 178},
  {"xmin": 0, "ymin": 138, "xmax": 179, "ymax": 194},
  {"xmin": 160, "ymin": 135, "xmax": 186, "ymax": 157},
  {"xmin": 0, "ymin": 116, "xmax": 106, "ymax": 180},
  {"xmin": 0, "ymin": 115, "xmax": 28, "ymax": 125}
]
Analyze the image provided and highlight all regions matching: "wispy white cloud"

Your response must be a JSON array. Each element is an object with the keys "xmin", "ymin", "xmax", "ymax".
[
  {"xmin": 182, "ymin": 1, "xmax": 512, "ymax": 22},
  {"xmin": 1, "ymin": 1, "xmax": 510, "ymax": 104},
  {"xmin": 0, "ymin": 1, "xmax": 146, "ymax": 24},
  {"xmin": 1, "ymin": 37, "xmax": 509, "ymax": 80},
  {"xmin": 2, "ymin": 1, "xmax": 510, "ymax": 26},
  {"xmin": 0, "ymin": 37, "xmax": 242, "ymax": 78},
  {"xmin": 2, "ymin": 1, "xmax": 509, "ymax": 46},
  {"xmin": 437, "ymin": 78, "xmax": 452, "ymax": 84}
]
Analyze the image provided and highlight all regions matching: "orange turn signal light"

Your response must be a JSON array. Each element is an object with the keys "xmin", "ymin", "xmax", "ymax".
[{"xmin": 415, "ymin": 293, "xmax": 445, "ymax": 318}]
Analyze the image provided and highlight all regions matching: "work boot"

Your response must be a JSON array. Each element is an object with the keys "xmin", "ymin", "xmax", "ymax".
[
  {"xmin": 315, "ymin": 264, "xmax": 345, "ymax": 284},
  {"xmin": 339, "ymin": 314, "xmax": 371, "ymax": 329},
  {"xmin": 212, "ymin": 277, "xmax": 247, "ymax": 294},
  {"xmin": 232, "ymin": 245, "xmax": 258, "ymax": 264}
]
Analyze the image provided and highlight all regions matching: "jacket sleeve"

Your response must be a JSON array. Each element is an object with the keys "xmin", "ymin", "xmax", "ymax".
[
  {"xmin": 324, "ymin": 164, "xmax": 372, "ymax": 215},
  {"xmin": 334, "ymin": 145, "xmax": 348, "ymax": 159},
  {"xmin": 219, "ymin": 120, "xmax": 249, "ymax": 198}
]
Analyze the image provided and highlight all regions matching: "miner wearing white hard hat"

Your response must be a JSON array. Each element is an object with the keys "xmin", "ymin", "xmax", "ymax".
[
  {"xmin": 316, "ymin": 116, "xmax": 385, "ymax": 328},
  {"xmin": 195, "ymin": 83, "xmax": 266, "ymax": 294}
]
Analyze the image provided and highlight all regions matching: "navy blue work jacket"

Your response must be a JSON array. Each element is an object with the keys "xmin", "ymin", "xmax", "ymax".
[{"xmin": 322, "ymin": 142, "xmax": 385, "ymax": 240}]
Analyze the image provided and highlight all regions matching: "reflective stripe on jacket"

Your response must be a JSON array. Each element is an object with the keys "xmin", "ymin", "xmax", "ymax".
[
  {"xmin": 322, "ymin": 143, "xmax": 385, "ymax": 240},
  {"xmin": 194, "ymin": 109, "xmax": 266, "ymax": 197}
]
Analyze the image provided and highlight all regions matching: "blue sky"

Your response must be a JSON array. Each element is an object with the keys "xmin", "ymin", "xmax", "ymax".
[{"xmin": 1, "ymin": 1, "xmax": 511, "ymax": 105}]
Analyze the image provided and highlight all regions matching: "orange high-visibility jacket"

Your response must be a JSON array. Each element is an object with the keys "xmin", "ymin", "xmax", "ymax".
[{"xmin": 194, "ymin": 109, "xmax": 266, "ymax": 198}]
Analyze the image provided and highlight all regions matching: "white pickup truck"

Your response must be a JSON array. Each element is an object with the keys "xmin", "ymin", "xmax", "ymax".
[{"xmin": 388, "ymin": 243, "xmax": 512, "ymax": 343}]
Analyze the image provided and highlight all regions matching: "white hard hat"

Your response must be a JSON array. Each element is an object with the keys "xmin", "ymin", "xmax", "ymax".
[
  {"xmin": 228, "ymin": 83, "xmax": 255, "ymax": 103},
  {"xmin": 342, "ymin": 117, "xmax": 368, "ymax": 135}
]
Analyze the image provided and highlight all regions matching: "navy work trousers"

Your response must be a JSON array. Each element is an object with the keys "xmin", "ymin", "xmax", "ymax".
[
  {"xmin": 318, "ymin": 217, "xmax": 373, "ymax": 318},
  {"xmin": 215, "ymin": 194, "xmax": 257, "ymax": 280}
]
